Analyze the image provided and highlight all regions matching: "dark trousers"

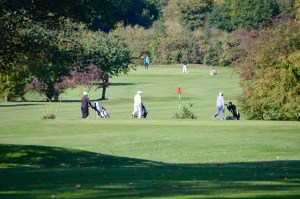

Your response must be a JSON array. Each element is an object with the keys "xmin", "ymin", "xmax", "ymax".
[{"xmin": 81, "ymin": 107, "xmax": 89, "ymax": 118}]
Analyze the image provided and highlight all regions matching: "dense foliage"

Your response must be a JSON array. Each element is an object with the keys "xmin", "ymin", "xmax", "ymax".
[
  {"xmin": 0, "ymin": 0, "xmax": 135, "ymax": 101},
  {"xmin": 178, "ymin": 0, "xmax": 213, "ymax": 30},
  {"xmin": 209, "ymin": 0, "xmax": 279, "ymax": 32},
  {"xmin": 237, "ymin": 19, "xmax": 300, "ymax": 120}
]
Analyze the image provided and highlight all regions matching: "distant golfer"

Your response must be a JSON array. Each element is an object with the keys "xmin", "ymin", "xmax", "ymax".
[
  {"xmin": 132, "ymin": 90, "xmax": 142, "ymax": 118},
  {"xmin": 144, "ymin": 56, "xmax": 150, "ymax": 69},
  {"xmin": 213, "ymin": 92, "xmax": 225, "ymax": 120},
  {"xmin": 183, "ymin": 60, "xmax": 188, "ymax": 73},
  {"xmin": 81, "ymin": 91, "xmax": 92, "ymax": 118}
]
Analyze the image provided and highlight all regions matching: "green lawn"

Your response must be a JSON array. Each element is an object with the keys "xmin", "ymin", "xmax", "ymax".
[{"xmin": 0, "ymin": 65, "xmax": 300, "ymax": 198}]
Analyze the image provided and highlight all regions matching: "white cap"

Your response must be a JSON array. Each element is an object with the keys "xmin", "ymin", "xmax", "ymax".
[
  {"xmin": 83, "ymin": 91, "xmax": 88, "ymax": 95},
  {"xmin": 219, "ymin": 92, "xmax": 223, "ymax": 96},
  {"xmin": 137, "ymin": 90, "xmax": 142, "ymax": 94}
]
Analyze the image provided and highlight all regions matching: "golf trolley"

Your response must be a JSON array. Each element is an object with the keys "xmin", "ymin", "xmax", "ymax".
[
  {"xmin": 92, "ymin": 102, "xmax": 110, "ymax": 118},
  {"xmin": 132, "ymin": 103, "xmax": 148, "ymax": 118},
  {"xmin": 225, "ymin": 101, "xmax": 240, "ymax": 120}
]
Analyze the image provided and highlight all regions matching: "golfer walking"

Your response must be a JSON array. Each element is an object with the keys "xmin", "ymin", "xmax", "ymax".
[
  {"xmin": 213, "ymin": 92, "xmax": 225, "ymax": 120},
  {"xmin": 81, "ymin": 91, "xmax": 92, "ymax": 118},
  {"xmin": 132, "ymin": 91, "xmax": 143, "ymax": 118}
]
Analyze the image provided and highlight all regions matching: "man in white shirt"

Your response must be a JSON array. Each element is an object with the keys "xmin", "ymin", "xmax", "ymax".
[
  {"xmin": 132, "ymin": 91, "xmax": 142, "ymax": 118},
  {"xmin": 213, "ymin": 92, "xmax": 225, "ymax": 120}
]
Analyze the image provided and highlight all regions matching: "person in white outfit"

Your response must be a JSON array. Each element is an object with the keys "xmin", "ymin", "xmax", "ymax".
[
  {"xmin": 213, "ymin": 92, "xmax": 225, "ymax": 120},
  {"xmin": 132, "ymin": 90, "xmax": 142, "ymax": 118}
]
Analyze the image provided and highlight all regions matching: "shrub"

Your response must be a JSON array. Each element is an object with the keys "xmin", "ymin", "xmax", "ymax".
[
  {"xmin": 174, "ymin": 104, "xmax": 197, "ymax": 119},
  {"xmin": 43, "ymin": 113, "xmax": 56, "ymax": 119}
]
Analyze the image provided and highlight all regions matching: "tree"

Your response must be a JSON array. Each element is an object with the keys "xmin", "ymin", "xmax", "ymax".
[
  {"xmin": 26, "ymin": 20, "xmax": 132, "ymax": 101},
  {"xmin": 54, "ymin": 64, "xmax": 101, "ymax": 98},
  {"xmin": 0, "ymin": 2, "xmax": 31, "ymax": 101},
  {"xmin": 75, "ymin": 30, "xmax": 133, "ymax": 99},
  {"xmin": 237, "ymin": 19, "xmax": 300, "ymax": 120},
  {"xmin": 0, "ymin": 63, "xmax": 28, "ymax": 101},
  {"xmin": 24, "ymin": 20, "xmax": 76, "ymax": 101},
  {"xmin": 178, "ymin": 0, "xmax": 213, "ymax": 30},
  {"xmin": 1, "ymin": 0, "xmax": 158, "ymax": 101},
  {"xmin": 208, "ymin": 2, "xmax": 232, "ymax": 31},
  {"xmin": 209, "ymin": 0, "xmax": 279, "ymax": 31}
]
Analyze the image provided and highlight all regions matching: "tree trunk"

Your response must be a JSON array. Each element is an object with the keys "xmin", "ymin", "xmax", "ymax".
[
  {"xmin": 45, "ymin": 93, "xmax": 53, "ymax": 102},
  {"xmin": 20, "ymin": 95, "xmax": 26, "ymax": 101},
  {"xmin": 53, "ymin": 94, "xmax": 59, "ymax": 102},
  {"xmin": 101, "ymin": 87, "xmax": 106, "ymax": 100}
]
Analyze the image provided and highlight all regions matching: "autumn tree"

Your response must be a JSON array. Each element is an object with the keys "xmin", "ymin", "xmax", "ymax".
[
  {"xmin": 237, "ymin": 19, "xmax": 300, "ymax": 120},
  {"xmin": 54, "ymin": 64, "xmax": 101, "ymax": 98}
]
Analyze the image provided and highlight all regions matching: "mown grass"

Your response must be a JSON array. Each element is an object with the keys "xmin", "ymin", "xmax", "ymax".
[{"xmin": 0, "ymin": 65, "xmax": 299, "ymax": 198}]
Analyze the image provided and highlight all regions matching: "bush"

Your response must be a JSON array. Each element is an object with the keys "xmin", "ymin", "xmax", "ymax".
[
  {"xmin": 174, "ymin": 104, "xmax": 197, "ymax": 119},
  {"xmin": 237, "ymin": 19, "xmax": 300, "ymax": 121},
  {"xmin": 43, "ymin": 113, "xmax": 56, "ymax": 119}
]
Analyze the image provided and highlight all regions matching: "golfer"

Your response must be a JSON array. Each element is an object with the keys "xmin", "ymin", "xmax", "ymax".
[
  {"xmin": 144, "ymin": 56, "xmax": 150, "ymax": 69},
  {"xmin": 213, "ymin": 92, "xmax": 225, "ymax": 120},
  {"xmin": 132, "ymin": 90, "xmax": 143, "ymax": 118},
  {"xmin": 81, "ymin": 91, "xmax": 92, "ymax": 118},
  {"xmin": 183, "ymin": 60, "xmax": 188, "ymax": 73}
]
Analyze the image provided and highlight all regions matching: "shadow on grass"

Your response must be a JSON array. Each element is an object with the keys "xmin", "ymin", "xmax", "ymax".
[
  {"xmin": 93, "ymin": 82, "xmax": 135, "ymax": 87},
  {"xmin": 0, "ymin": 100, "xmax": 103, "ymax": 104},
  {"xmin": 0, "ymin": 144, "xmax": 299, "ymax": 199},
  {"xmin": 0, "ymin": 104, "xmax": 40, "ymax": 107}
]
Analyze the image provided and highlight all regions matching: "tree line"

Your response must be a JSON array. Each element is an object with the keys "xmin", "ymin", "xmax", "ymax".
[{"xmin": 0, "ymin": 0, "xmax": 299, "ymax": 120}]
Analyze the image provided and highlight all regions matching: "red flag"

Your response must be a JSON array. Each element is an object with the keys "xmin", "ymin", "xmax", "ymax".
[{"xmin": 176, "ymin": 87, "xmax": 181, "ymax": 95}]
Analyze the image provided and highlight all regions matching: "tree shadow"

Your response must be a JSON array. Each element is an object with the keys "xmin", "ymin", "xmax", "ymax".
[
  {"xmin": 59, "ymin": 100, "xmax": 81, "ymax": 103},
  {"xmin": 1, "ymin": 100, "xmax": 99, "ymax": 103},
  {"xmin": 94, "ymin": 82, "xmax": 135, "ymax": 87},
  {"xmin": 110, "ymin": 82, "xmax": 135, "ymax": 86},
  {"xmin": 0, "ymin": 144, "xmax": 299, "ymax": 199},
  {"xmin": 0, "ymin": 104, "xmax": 40, "ymax": 107}
]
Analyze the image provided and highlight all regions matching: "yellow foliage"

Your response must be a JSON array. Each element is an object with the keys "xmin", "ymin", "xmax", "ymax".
[
  {"xmin": 296, "ymin": 0, "xmax": 300, "ymax": 21},
  {"xmin": 212, "ymin": 0, "xmax": 224, "ymax": 4}
]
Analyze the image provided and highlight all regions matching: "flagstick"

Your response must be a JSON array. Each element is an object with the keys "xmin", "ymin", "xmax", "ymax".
[{"xmin": 178, "ymin": 94, "xmax": 181, "ymax": 119}]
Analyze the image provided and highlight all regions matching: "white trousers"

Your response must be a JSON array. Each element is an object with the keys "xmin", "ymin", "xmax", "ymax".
[
  {"xmin": 132, "ymin": 105, "xmax": 142, "ymax": 118},
  {"xmin": 183, "ymin": 65, "xmax": 188, "ymax": 73}
]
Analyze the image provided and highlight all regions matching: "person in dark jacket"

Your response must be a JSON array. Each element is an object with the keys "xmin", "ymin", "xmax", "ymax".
[
  {"xmin": 81, "ymin": 91, "xmax": 92, "ymax": 118},
  {"xmin": 183, "ymin": 60, "xmax": 188, "ymax": 73}
]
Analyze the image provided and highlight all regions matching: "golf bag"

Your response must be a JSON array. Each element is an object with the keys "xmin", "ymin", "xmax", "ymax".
[
  {"xmin": 225, "ymin": 101, "xmax": 240, "ymax": 120},
  {"xmin": 92, "ymin": 102, "xmax": 110, "ymax": 118},
  {"xmin": 141, "ymin": 103, "xmax": 148, "ymax": 118},
  {"xmin": 210, "ymin": 68, "xmax": 217, "ymax": 75},
  {"xmin": 132, "ymin": 103, "xmax": 148, "ymax": 118}
]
